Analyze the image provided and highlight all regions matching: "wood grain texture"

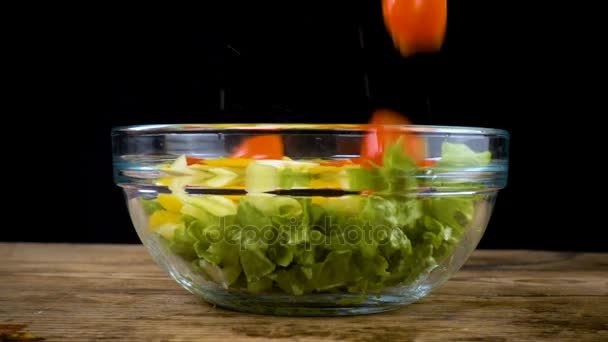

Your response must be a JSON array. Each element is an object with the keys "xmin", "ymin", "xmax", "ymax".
[{"xmin": 0, "ymin": 243, "xmax": 606, "ymax": 342}]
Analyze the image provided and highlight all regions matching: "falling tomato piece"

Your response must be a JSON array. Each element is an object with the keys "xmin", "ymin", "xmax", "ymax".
[
  {"xmin": 186, "ymin": 156, "xmax": 205, "ymax": 165},
  {"xmin": 230, "ymin": 135, "xmax": 284, "ymax": 160},
  {"xmin": 375, "ymin": 109, "xmax": 426, "ymax": 162},
  {"xmin": 361, "ymin": 109, "xmax": 427, "ymax": 165},
  {"xmin": 416, "ymin": 159, "xmax": 437, "ymax": 168},
  {"xmin": 368, "ymin": 108, "xmax": 413, "ymax": 126},
  {"xmin": 382, "ymin": 0, "xmax": 447, "ymax": 56}
]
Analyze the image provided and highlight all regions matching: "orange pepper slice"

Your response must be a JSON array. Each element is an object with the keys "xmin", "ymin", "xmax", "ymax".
[{"xmin": 382, "ymin": 0, "xmax": 447, "ymax": 56}]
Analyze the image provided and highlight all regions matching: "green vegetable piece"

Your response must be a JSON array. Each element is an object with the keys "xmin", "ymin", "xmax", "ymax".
[
  {"xmin": 180, "ymin": 195, "xmax": 237, "ymax": 217},
  {"xmin": 246, "ymin": 162, "xmax": 279, "ymax": 192},
  {"xmin": 436, "ymin": 142, "xmax": 492, "ymax": 168},
  {"xmin": 383, "ymin": 138, "xmax": 416, "ymax": 171},
  {"xmin": 345, "ymin": 168, "xmax": 384, "ymax": 191},
  {"xmin": 275, "ymin": 267, "xmax": 312, "ymax": 295},
  {"xmin": 267, "ymin": 243, "xmax": 294, "ymax": 267},
  {"xmin": 428, "ymin": 197, "xmax": 474, "ymax": 232},
  {"xmin": 199, "ymin": 259, "xmax": 242, "ymax": 287},
  {"xmin": 294, "ymin": 245, "xmax": 317, "ymax": 266},
  {"xmin": 312, "ymin": 250, "xmax": 352, "ymax": 291},
  {"xmin": 240, "ymin": 249, "xmax": 276, "ymax": 282},
  {"xmin": 381, "ymin": 138, "xmax": 417, "ymax": 192},
  {"xmin": 279, "ymin": 168, "xmax": 310, "ymax": 189},
  {"xmin": 247, "ymin": 277, "xmax": 274, "ymax": 293},
  {"xmin": 194, "ymin": 241, "xmax": 221, "ymax": 265},
  {"xmin": 167, "ymin": 226, "xmax": 197, "ymax": 260},
  {"xmin": 245, "ymin": 195, "xmax": 303, "ymax": 217},
  {"xmin": 140, "ymin": 198, "xmax": 162, "ymax": 215}
]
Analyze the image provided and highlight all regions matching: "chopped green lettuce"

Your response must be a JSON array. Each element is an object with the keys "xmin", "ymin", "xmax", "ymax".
[
  {"xmin": 436, "ymin": 142, "xmax": 492, "ymax": 168},
  {"xmin": 140, "ymin": 198, "xmax": 162, "ymax": 215},
  {"xmin": 147, "ymin": 140, "xmax": 490, "ymax": 295}
]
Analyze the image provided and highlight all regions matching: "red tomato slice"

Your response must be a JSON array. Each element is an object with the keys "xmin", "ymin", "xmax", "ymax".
[
  {"xmin": 382, "ymin": 0, "xmax": 447, "ymax": 56},
  {"xmin": 361, "ymin": 109, "xmax": 426, "ymax": 165},
  {"xmin": 416, "ymin": 159, "xmax": 437, "ymax": 168},
  {"xmin": 230, "ymin": 135, "xmax": 284, "ymax": 160},
  {"xmin": 186, "ymin": 156, "xmax": 205, "ymax": 165},
  {"xmin": 368, "ymin": 109, "xmax": 413, "ymax": 126}
]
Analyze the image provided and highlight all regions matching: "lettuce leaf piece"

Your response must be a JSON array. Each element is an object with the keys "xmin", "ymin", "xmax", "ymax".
[
  {"xmin": 181, "ymin": 203, "xmax": 213, "ymax": 223},
  {"xmin": 312, "ymin": 250, "xmax": 352, "ymax": 291},
  {"xmin": 247, "ymin": 276, "xmax": 274, "ymax": 293},
  {"xmin": 194, "ymin": 238, "xmax": 243, "ymax": 287},
  {"xmin": 357, "ymin": 196, "xmax": 415, "ymax": 259},
  {"xmin": 181, "ymin": 207, "xmax": 244, "ymax": 283},
  {"xmin": 246, "ymin": 162, "xmax": 279, "ymax": 192},
  {"xmin": 436, "ymin": 142, "xmax": 492, "ymax": 168},
  {"xmin": 236, "ymin": 197, "xmax": 273, "ymax": 230},
  {"xmin": 202, "ymin": 167, "xmax": 240, "ymax": 188},
  {"xmin": 346, "ymin": 138, "xmax": 417, "ymax": 192},
  {"xmin": 140, "ymin": 198, "xmax": 162, "ymax": 215},
  {"xmin": 309, "ymin": 204, "xmax": 325, "ymax": 226},
  {"xmin": 179, "ymin": 194, "xmax": 237, "ymax": 217},
  {"xmin": 241, "ymin": 195, "xmax": 303, "ymax": 218},
  {"xmin": 360, "ymin": 195, "xmax": 399, "ymax": 230},
  {"xmin": 235, "ymin": 197, "xmax": 275, "ymax": 251},
  {"xmin": 275, "ymin": 266, "xmax": 313, "ymax": 295},
  {"xmin": 345, "ymin": 168, "xmax": 385, "ymax": 191},
  {"xmin": 208, "ymin": 240, "xmax": 240, "ymax": 264},
  {"xmin": 274, "ymin": 198, "xmax": 312, "ymax": 246},
  {"xmin": 427, "ymin": 197, "xmax": 474, "ymax": 232},
  {"xmin": 194, "ymin": 240, "xmax": 221, "ymax": 264},
  {"xmin": 325, "ymin": 195, "xmax": 364, "ymax": 213},
  {"xmin": 383, "ymin": 138, "xmax": 416, "ymax": 171},
  {"xmin": 294, "ymin": 242, "xmax": 318, "ymax": 266},
  {"xmin": 240, "ymin": 248, "xmax": 276, "ymax": 282},
  {"xmin": 167, "ymin": 225, "xmax": 197, "ymax": 260},
  {"xmin": 381, "ymin": 138, "xmax": 418, "ymax": 192},
  {"xmin": 279, "ymin": 168, "xmax": 310, "ymax": 189},
  {"xmin": 198, "ymin": 259, "xmax": 242, "ymax": 288},
  {"xmin": 347, "ymin": 254, "xmax": 390, "ymax": 293},
  {"xmin": 395, "ymin": 196, "xmax": 423, "ymax": 229},
  {"xmin": 381, "ymin": 226, "xmax": 412, "ymax": 259},
  {"xmin": 267, "ymin": 243, "xmax": 294, "ymax": 267},
  {"xmin": 385, "ymin": 242, "xmax": 437, "ymax": 285}
]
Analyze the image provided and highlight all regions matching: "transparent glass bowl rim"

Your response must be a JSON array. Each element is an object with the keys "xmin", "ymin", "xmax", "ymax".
[{"xmin": 112, "ymin": 123, "xmax": 510, "ymax": 137}]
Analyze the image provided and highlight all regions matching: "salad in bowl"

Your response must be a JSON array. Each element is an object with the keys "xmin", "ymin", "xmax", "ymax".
[{"xmin": 113, "ymin": 122, "xmax": 509, "ymax": 315}]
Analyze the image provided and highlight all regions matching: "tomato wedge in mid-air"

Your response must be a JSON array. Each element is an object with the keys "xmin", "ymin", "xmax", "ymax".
[
  {"xmin": 416, "ymin": 159, "xmax": 437, "ymax": 168},
  {"xmin": 230, "ymin": 135, "xmax": 284, "ymax": 160},
  {"xmin": 186, "ymin": 156, "xmax": 205, "ymax": 165},
  {"xmin": 382, "ymin": 0, "xmax": 447, "ymax": 57},
  {"xmin": 361, "ymin": 109, "xmax": 427, "ymax": 166}
]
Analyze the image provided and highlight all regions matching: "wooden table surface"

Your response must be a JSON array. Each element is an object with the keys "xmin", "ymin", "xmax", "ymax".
[{"xmin": 0, "ymin": 243, "xmax": 606, "ymax": 341}]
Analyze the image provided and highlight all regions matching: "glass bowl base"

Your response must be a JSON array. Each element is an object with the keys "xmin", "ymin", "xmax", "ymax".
[{"xmin": 174, "ymin": 274, "xmax": 432, "ymax": 316}]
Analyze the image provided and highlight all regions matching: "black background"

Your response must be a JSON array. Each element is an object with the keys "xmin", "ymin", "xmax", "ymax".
[{"xmin": 9, "ymin": 2, "xmax": 601, "ymax": 251}]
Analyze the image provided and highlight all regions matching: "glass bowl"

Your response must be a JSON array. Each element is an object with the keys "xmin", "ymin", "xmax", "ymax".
[{"xmin": 112, "ymin": 124, "xmax": 509, "ymax": 316}]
